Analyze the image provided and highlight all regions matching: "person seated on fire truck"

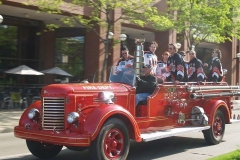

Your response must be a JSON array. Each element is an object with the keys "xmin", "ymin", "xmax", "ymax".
[
  {"xmin": 144, "ymin": 41, "xmax": 158, "ymax": 72},
  {"xmin": 155, "ymin": 51, "xmax": 170, "ymax": 83},
  {"xmin": 166, "ymin": 43, "xmax": 187, "ymax": 83},
  {"xmin": 110, "ymin": 45, "xmax": 134, "ymax": 84},
  {"xmin": 187, "ymin": 50, "xmax": 206, "ymax": 82},
  {"xmin": 204, "ymin": 49, "xmax": 223, "ymax": 82},
  {"xmin": 178, "ymin": 51, "xmax": 189, "ymax": 82},
  {"xmin": 116, "ymin": 45, "xmax": 134, "ymax": 76},
  {"xmin": 136, "ymin": 64, "xmax": 157, "ymax": 105}
]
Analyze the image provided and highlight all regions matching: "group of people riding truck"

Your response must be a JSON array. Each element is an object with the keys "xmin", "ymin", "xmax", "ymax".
[{"xmin": 115, "ymin": 42, "xmax": 223, "ymax": 105}]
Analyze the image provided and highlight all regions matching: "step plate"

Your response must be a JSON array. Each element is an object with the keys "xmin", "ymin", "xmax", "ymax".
[{"xmin": 141, "ymin": 126, "xmax": 210, "ymax": 142}]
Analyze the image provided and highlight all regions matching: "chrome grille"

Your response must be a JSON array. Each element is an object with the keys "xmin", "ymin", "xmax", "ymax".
[{"xmin": 42, "ymin": 97, "xmax": 65, "ymax": 130}]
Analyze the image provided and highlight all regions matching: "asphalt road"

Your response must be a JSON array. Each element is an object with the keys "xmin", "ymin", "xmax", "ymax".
[
  {"xmin": 0, "ymin": 122, "xmax": 240, "ymax": 160},
  {"xmin": 0, "ymin": 101, "xmax": 240, "ymax": 159}
]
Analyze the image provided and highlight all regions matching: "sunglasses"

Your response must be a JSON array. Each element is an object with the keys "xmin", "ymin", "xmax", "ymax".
[{"xmin": 122, "ymin": 52, "xmax": 127, "ymax": 55}]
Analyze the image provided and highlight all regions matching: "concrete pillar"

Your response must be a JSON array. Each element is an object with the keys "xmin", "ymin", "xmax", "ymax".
[
  {"xmin": 40, "ymin": 31, "xmax": 55, "ymax": 85},
  {"xmin": 84, "ymin": 27, "xmax": 102, "ymax": 82},
  {"xmin": 155, "ymin": 31, "xmax": 170, "ymax": 57}
]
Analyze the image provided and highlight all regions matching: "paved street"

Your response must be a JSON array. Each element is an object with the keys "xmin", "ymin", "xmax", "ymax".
[
  {"xmin": 0, "ymin": 119, "xmax": 240, "ymax": 160},
  {"xmin": 0, "ymin": 100, "xmax": 240, "ymax": 159},
  {"xmin": 0, "ymin": 109, "xmax": 23, "ymax": 133}
]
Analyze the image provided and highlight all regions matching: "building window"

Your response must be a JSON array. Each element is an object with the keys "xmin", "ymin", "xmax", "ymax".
[
  {"xmin": 0, "ymin": 16, "xmax": 40, "ymax": 86},
  {"xmin": 55, "ymin": 33, "xmax": 85, "ymax": 82},
  {"xmin": 0, "ymin": 25, "xmax": 18, "ymax": 59}
]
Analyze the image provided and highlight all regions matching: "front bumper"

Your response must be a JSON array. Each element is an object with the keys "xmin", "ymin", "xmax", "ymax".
[{"xmin": 14, "ymin": 126, "xmax": 91, "ymax": 146}]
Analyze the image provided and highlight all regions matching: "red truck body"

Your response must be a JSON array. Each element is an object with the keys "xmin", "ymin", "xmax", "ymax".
[{"xmin": 14, "ymin": 78, "xmax": 238, "ymax": 159}]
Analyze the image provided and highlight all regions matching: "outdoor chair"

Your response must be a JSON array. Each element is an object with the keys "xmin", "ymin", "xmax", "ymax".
[
  {"xmin": 20, "ymin": 97, "xmax": 28, "ymax": 110},
  {"xmin": 1, "ymin": 97, "xmax": 12, "ymax": 109},
  {"xmin": 11, "ymin": 92, "xmax": 21, "ymax": 108}
]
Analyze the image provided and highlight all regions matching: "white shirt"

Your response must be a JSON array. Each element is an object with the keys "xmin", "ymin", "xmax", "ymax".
[
  {"xmin": 144, "ymin": 51, "xmax": 158, "ymax": 72},
  {"xmin": 116, "ymin": 57, "xmax": 134, "ymax": 72},
  {"xmin": 155, "ymin": 60, "xmax": 170, "ymax": 81}
]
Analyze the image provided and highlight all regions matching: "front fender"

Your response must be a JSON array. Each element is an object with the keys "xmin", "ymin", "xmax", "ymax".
[
  {"xmin": 201, "ymin": 99, "xmax": 230, "ymax": 124},
  {"xmin": 83, "ymin": 104, "xmax": 142, "ymax": 142},
  {"xmin": 18, "ymin": 100, "xmax": 42, "ymax": 127}
]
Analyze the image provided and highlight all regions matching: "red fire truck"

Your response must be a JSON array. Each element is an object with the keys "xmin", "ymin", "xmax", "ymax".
[
  {"xmin": 14, "ymin": 66, "xmax": 239, "ymax": 159},
  {"xmin": 14, "ymin": 41, "xmax": 239, "ymax": 159}
]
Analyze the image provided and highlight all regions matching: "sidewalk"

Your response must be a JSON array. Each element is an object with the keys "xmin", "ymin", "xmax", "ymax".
[
  {"xmin": 1, "ymin": 101, "xmax": 240, "ymax": 134},
  {"xmin": 0, "ymin": 109, "xmax": 23, "ymax": 133},
  {"xmin": 232, "ymin": 100, "xmax": 240, "ymax": 110}
]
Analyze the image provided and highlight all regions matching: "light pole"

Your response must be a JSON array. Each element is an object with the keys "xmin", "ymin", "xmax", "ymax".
[
  {"xmin": 101, "ymin": 31, "xmax": 114, "ymax": 81},
  {"xmin": 191, "ymin": 45, "xmax": 195, "ymax": 51},
  {"xmin": 108, "ymin": 31, "xmax": 114, "ymax": 40},
  {"xmin": 237, "ymin": 53, "xmax": 240, "ymax": 59},
  {"xmin": 234, "ymin": 53, "xmax": 240, "ymax": 99},
  {"xmin": 119, "ymin": 33, "xmax": 127, "ymax": 57},
  {"xmin": 0, "ymin": 15, "xmax": 3, "ymax": 24},
  {"xmin": 176, "ymin": 43, "xmax": 181, "ymax": 50}
]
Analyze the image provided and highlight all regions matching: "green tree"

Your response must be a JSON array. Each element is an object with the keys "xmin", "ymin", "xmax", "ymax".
[
  {"xmin": 25, "ymin": 0, "xmax": 173, "ymax": 81},
  {"xmin": 167, "ymin": 0, "xmax": 240, "ymax": 50}
]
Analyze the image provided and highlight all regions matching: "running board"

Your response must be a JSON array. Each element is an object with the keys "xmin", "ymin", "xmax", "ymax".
[{"xmin": 141, "ymin": 126, "xmax": 210, "ymax": 142}]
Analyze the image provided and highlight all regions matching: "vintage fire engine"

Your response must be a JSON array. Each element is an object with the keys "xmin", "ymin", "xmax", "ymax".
[{"xmin": 14, "ymin": 40, "xmax": 240, "ymax": 160}]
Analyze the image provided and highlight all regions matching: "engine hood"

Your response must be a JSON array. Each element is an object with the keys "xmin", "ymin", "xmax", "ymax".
[{"xmin": 41, "ymin": 82, "xmax": 130, "ymax": 97}]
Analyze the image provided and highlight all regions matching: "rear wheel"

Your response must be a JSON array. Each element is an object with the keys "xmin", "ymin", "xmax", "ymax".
[
  {"xmin": 26, "ymin": 140, "xmax": 63, "ymax": 159},
  {"xmin": 89, "ymin": 118, "xmax": 130, "ymax": 160},
  {"xmin": 203, "ymin": 110, "xmax": 225, "ymax": 145}
]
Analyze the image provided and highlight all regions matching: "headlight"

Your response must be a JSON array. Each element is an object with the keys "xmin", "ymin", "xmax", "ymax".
[
  {"xmin": 67, "ymin": 112, "xmax": 79, "ymax": 124},
  {"xmin": 28, "ymin": 108, "xmax": 40, "ymax": 120}
]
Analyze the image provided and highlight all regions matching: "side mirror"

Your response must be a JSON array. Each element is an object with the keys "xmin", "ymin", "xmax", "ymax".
[{"xmin": 223, "ymin": 69, "xmax": 227, "ymax": 75}]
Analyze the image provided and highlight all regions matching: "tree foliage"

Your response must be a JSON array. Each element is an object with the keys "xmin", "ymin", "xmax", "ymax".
[
  {"xmin": 25, "ymin": 0, "xmax": 173, "ymax": 81},
  {"xmin": 167, "ymin": 0, "xmax": 240, "ymax": 49}
]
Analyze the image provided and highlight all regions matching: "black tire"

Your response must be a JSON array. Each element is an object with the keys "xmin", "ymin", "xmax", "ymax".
[
  {"xmin": 203, "ymin": 110, "xmax": 225, "ymax": 145},
  {"xmin": 26, "ymin": 140, "xmax": 63, "ymax": 159},
  {"xmin": 89, "ymin": 118, "xmax": 130, "ymax": 160}
]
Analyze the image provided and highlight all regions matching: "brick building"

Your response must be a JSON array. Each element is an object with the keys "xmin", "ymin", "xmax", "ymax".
[{"xmin": 0, "ymin": 0, "xmax": 239, "ymax": 86}]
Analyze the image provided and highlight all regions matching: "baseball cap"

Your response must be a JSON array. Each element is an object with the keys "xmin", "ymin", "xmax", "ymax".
[{"xmin": 142, "ymin": 64, "xmax": 153, "ymax": 69}]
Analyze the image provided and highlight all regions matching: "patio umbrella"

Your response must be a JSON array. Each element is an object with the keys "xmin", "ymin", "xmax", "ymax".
[
  {"xmin": 4, "ymin": 65, "xmax": 44, "ymax": 75},
  {"xmin": 40, "ymin": 67, "xmax": 73, "ymax": 77}
]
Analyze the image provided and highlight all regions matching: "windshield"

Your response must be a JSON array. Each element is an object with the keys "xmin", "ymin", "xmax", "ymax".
[{"xmin": 109, "ymin": 66, "xmax": 136, "ymax": 86}]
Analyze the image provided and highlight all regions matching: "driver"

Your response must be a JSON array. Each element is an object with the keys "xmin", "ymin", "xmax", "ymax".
[{"xmin": 136, "ymin": 64, "xmax": 157, "ymax": 105}]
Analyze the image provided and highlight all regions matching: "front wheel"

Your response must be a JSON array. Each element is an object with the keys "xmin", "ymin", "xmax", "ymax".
[
  {"xmin": 203, "ymin": 110, "xmax": 225, "ymax": 145},
  {"xmin": 89, "ymin": 118, "xmax": 130, "ymax": 160},
  {"xmin": 26, "ymin": 140, "xmax": 63, "ymax": 159}
]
